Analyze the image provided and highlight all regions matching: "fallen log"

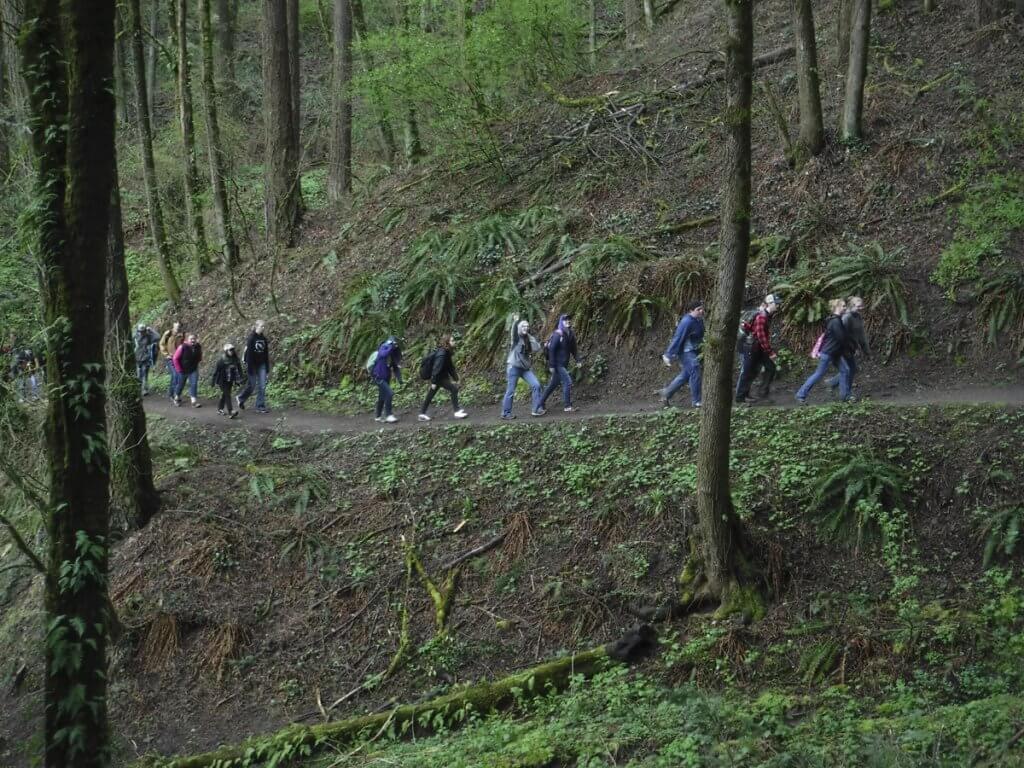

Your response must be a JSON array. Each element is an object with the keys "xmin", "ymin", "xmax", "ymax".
[
  {"xmin": 669, "ymin": 45, "xmax": 795, "ymax": 95},
  {"xmin": 148, "ymin": 626, "xmax": 657, "ymax": 768}
]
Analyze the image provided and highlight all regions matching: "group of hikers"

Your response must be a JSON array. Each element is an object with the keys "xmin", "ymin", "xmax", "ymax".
[
  {"xmin": 2, "ymin": 339, "xmax": 44, "ymax": 403},
  {"xmin": 134, "ymin": 320, "xmax": 272, "ymax": 418},
  {"xmin": 658, "ymin": 293, "xmax": 871, "ymax": 408}
]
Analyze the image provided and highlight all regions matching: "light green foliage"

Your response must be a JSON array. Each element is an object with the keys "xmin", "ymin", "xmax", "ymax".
[{"xmin": 812, "ymin": 454, "xmax": 908, "ymax": 552}]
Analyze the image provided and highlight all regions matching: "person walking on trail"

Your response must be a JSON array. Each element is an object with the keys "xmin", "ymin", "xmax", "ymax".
[
  {"xmin": 659, "ymin": 301, "xmax": 705, "ymax": 408},
  {"xmin": 134, "ymin": 324, "xmax": 160, "ymax": 396},
  {"xmin": 828, "ymin": 296, "xmax": 871, "ymax": 400},
  {"xmin": 160, "ymin": 321, "xmax": 185, "ymax": 400},
  {"xmin": 11, "ymin": 348, "xmax": 40, "ymax": 402},
  {"xmin": 172, "ymin": 333, "xmax": 204, "ymax": 408},
  {"xmin": 540, "ymin": 314, "xmax": 581, "ymax": 413},
  {"xmin": 211, "ymin": 343, "xmax": 244, "ymax": 418},
  {"xmin": 418, "ymin": 334, "xmax": 468, "ymax": 422},
  {"xmin": 501, "ymin": 314, "xmax": 544, "ymax": 420},
  {"xmin": 735, "ymin": 294, "xmax": 782, "ymax": 404},
  {"xmin": 796, "ymin": 299, "xmax": 850, "ymax": 405},
  {"xmin": 370, "ymin": 336, "xmax": 403, "ymax": 423},
  {"xmin": 237, "ymin": 320, "xmax": 271, "ymax": 414}
]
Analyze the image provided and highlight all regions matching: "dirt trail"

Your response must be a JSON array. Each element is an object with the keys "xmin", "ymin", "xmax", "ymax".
[{"xmin": 143, "ymin": 384, "xmax": 1024, "ymax": 436}]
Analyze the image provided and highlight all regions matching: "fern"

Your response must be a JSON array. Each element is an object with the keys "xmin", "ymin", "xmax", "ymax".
[
  {"xmin": 812, "ymin": 455, "xmax": 908, "ymax": 552},
  {"xmin": 977, "ymin": 505, "xmax": 1024, "ymax": 567},
  {"xmin": 648, "ymin": 254, "xmax": 714, "ymax": 310},
  {"xmin": 463, "ymin": 277, "xmax": 541, "ymax": 362},
  {"xmin": 977, "ymin": 267, "xmax": 1024, "ymax": 353},
  {"xmin": 571, "ymin": 235, "xmax": 648, "ymax": 280},
  {"xmin": 823, "ymin": 243, "xmax": 910, "ymax": 325}
]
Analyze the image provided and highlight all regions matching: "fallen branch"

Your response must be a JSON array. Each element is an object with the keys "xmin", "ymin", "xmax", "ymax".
[
  {"xmin": 151, "ymin": 626, "xmax": 657, "ymax": 768},
  {"xmin": 669, "ymin": 45, "xmax": 795, "ymax": 95},
  {"xmin": 517, "ymin": 255, "xmax": 575, "ymax": 289},
  {"xmin": 654, "ymin": 214, "xmax": 717, "ymax": 235}
]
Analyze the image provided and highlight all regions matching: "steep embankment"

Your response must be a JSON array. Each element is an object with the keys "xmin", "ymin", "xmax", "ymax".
[{"xmin": 4, "ymin": 404, "xmax": 1024, "ymax": 764}]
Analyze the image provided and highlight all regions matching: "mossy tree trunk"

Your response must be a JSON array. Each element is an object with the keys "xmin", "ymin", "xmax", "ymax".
[
  {"xmin": 395, "ymin": 0, "xmax": 424, "ymax": 166},
  {"xmin": 0, "ymin": 4, "xmax": 7, "ymax": 173},
  {"xmin": 286, "ymin": 0, "xmax": 304, "ymax": 211},
  {"xmin": 176, "ymin": 0, "xmax": 212, "ymax": 274},
  {"xmin": 351, "ymin": 0, "xmax": 397, "ymax": 160},
  {"xmin": 642, "ymin": 0, "xmax": 655, "ymax": 31},
  {"xmin": 327, "ymin": 0, "xmax": 353, "ymax": 204},
  {"xmin": 214, "ymin": 0, "xmax": 236, "ymax": 83},
  {"xmin": 105, "ymin": 150, "xmax": 160, "ymax": 530},
  {"xmin": 146, "ymin": 0, "xmax": 158, "ymax": 129},
  {"xmin": 22, "ymin": 0, "xmax": 116, "ymax": 763},
  {"xmin": 840, "ymin": 0, "xmax": 870, "ymax": 142},
  {"xmin": 690, "ymin": 0, "xmax": 765, "ymax": 622},
  {"xmin": 128, "ymin": 0, "xmax": 182, "ymax": 303},
  {"xmin": 113, "ymin": 7, "xmax": 131, "ymax": 125},
  {"xmin": 263, "ymin": 0, "xmax": 302, "ymax": 245},
  {"xmin": 792, "ymin": 0, "xmax": 823, "ymax": 157},
  {"xmin": 588, "ymin": 0, "xmax": 598, "ymax": 68},
  {"xmin": 199, "ymin": 0, "xmax": 239, "ymax": 268}
]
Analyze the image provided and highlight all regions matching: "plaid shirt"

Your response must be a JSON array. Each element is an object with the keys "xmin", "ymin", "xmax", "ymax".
[{"xmin": 749, "ymin": 311, "xmax": 773, "ymax": 356}]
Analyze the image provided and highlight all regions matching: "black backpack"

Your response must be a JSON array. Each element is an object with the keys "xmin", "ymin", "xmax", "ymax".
[{"xmin": 419, "ymin": 349, "xmax": 438, "ymax": 381}]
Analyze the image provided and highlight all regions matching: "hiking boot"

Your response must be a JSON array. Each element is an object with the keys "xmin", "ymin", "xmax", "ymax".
[
  {"xmin": 418, "ymin": 413, "xmax": 431, "ymax": 422},
  {"xmin": 453, "ymin": 410, "xmax": 468, "ymax": 419},
  {"xmin": 385, "ymin": 414, "xmax": 398, "ymax": 423}
]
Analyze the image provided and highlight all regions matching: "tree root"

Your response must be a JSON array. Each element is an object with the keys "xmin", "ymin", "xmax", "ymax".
[{"xmin": 150, "ymin": 626, "xmax": 657, "ymax": 768}]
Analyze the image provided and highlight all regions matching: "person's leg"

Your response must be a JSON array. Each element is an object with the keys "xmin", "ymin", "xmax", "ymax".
[
  {"xmin": 842, "ymin": 355, "xmax": 857, "ymax": 399},
  {"xmin": 684, "ymin": 351, "xmax": 702, "ymax": 406},
  {"xmin": 165, "ymin": 358, "xmax": 176, "ymax": 397},
  {"xmin": 664, "ymin": 358, "xmax": 689, "ymax": 401},
  {"xmin": 539, "ymin": 368, "xmax": 560, "ymax": 409},
  {"xmin": 142, "ymin": 364, "xmax": 151, "ymax": 394},
  {"xmin": 736, "ymin": 348, "xmax": 761, "ymax": 400},
  {"xmin": 828, "ymin": 356, "xmax": 848, "ymax": 392},
  {"xmin": 238, "ymin": 366, "xmax": 254, "ymax": 405},
  {"xmin": 838, "ymin": 356, "xmax": 853, "ymax": 401},
  {"xmin": 445, "ymin": 380, "xmax": 460, "ymax": 411},
  {"xmin": 796, "ymin": 355, "xmax": 832, "ymax": 401},
  {"xmin": 756, "ymin": 354, "xmax": 776, "ymax": 399},
  {"xmin": 382, "ymin": 380, "xmax": 394, "ymax": 416},
  {"xmin": 255, "ymin": 364, "xmax": 268, "ymax": 410},
  {"xmin": 501, "ymin": 368, "xmax": 520, "ymax": 417},
  {"xmin": 188, "ymin": 371, "xmax": 199, "ymax": 401},
  {"xmin": 421, "ymin": 383, "xmax": 438, "ymax": 414},
  {"xmin": 173, "ymin": 370, "xmax": 185, "ymax": 399},
  {"xmin": 559, "ymin": 366, "xmax": 573, "ymax": 407},
  {"xmin": 218, "ymin": 384, "xmax": 228, "ymax": 411},
  {"xmin": 524, "ymin": 369, "xmax": 543, "ymax": 412}
]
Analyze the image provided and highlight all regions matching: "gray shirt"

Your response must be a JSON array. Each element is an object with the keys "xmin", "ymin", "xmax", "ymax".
[{"xmin": 506, "ymin": 324, "xmax": 541, "ymax": 370}]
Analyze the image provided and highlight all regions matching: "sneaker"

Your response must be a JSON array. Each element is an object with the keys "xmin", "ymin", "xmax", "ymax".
[
  {"xmin": 531, "ymin": 409, "xmax": 546, "ymax": 417},
  {"xmin": 418, "ymin": 413, "xmax": 431, "ymax": 421},
  {"xmin": 501, "ymin": 414, "xmax": 516, "ymax": 421},
  {"xmin": 257, "ymin": 408, "xmax": 269, "ymax": 414},
  {"xmin": 693, "ymin": 402, "xmax": 701, "ymax": 408},
  {"xmin": 192, "ymin": 400, "xmax": 202, "ymax": 408},
  {"xmin": 795, "ymin": 396, "xmax": 807, "ymax": 405},
  {"xmin": 661, "ymin": 354, "xmax": 672, "ymax": 367},
  {"xmin": 229, "ymin": 411, "xmax": 238, "ymax": 419},
  {"xmin": 142, "ymin": 390, "xmax": 149, "ymax": 397},
  {"xmin": 563, "ymin": 406, "xmax": 575, "ymax": 413},
  {"xmin": 236, "ymin": 395, "xmax": 245, "ymax": 411},
  {"xmin": 374, "ymin": 416, "xmax": 384, "ymax": 423},
  {"xmin": 660, "ymin": 396, "xmax": 671, "ymax": 408},
  {"xmin": 453, "ymin": 409, "xmax": 468, "ymax": 419},
  {"xmin": 217, "ymin": 408, "xmax": 225, "ymax": 415},
  {"xmin": 173, "ymin": 397, "xmax": 182, "ymax": 407},
  {"xmin": 385, "ymin": 414, "xmax": 398, "ymax": 423}
]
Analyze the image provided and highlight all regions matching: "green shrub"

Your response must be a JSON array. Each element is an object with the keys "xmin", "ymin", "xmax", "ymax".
[
  {"xmin": 976, "ymin": 267, "xmax": 1024, "ymax": 353},
  {"xmin": 823, "ymin": 242, "xmax": 909, "ymax": 326},
  {"xmin": 977, "ymin": 505, "xmax": 1024, "ymax": 567},
  {"xmin": 813, "ymin": 454, "xmax": 908, "ymax": 552}
]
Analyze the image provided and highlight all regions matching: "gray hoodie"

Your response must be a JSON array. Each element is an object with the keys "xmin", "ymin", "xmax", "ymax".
[
  {"xmin": 842, "ymin": 311, "xmax": 871, "ymax": 356},
  {"xmin": 506, "ymin": 320, "xmax": 541, "ymax": 370}
]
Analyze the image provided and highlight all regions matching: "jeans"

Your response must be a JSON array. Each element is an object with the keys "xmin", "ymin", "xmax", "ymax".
[
  {"xmin": 137, "ymin": 363, "xmax": 151, "ymax": 394},
  {"xmin": 502, "ymin": 366, "xmax": 542, "ymax": 416},
  {"xmin": 827, "ymin": 355, "xmax": 857, "ymax": 397},
  {"xmin": 797, "ymin": 353, "xmax": 849, "ymax": 401},
  {"xmin": 17, "ymin": 374, "xmax": 39, "ymax": 401},
  {"xmin": 239, "ymin": 363, "xmax": 269, "ymax": 410},
  {"xmin": 218, "ymin": 383, "xmax": 235, "ymax": 412},
  {"xmin": 165, "ymin": 357, "xmax": 179, "ymax": 397},
  {"xmin": 375, "ymin": 378, "xmax": 394, "ymax": 417},
  {"xmin": 736, "ymin": 345, "xmax": 776, "ymax": 401},
  {"xmin": 175, "ymin": 370, "xmax": 199, "ymax": 400},
  {"xmin": 421, "ymin": 377, "xmax": 459, "ymax": 413},
  {"xmin": 540, "ymin": 365, "xmax": 573, "ymax": 408},
  {"xmin": 664, "ymin": 351, "xmax": 701, "ymax": 405}
]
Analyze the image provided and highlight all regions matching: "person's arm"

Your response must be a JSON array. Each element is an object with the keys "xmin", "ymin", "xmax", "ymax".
[
  {"xmin": 665, "ymin": 317, "xmax": 688, "ymax": 359},
  {"xmin": 754, "ymin": 314, "xmax": 774, "ymax": 357},
  {"xmin": 547, "ymin": 332, "xmax": 559, "ymax": 368},
  {"xmin": 172, "ymin": 345, "xmax": 183, "ymax": 372},
  {"xmin": 430, "ymin": 349, "xmax": 445, "ymax": 384},
  {"xmin": 569, "ymin": 333, "xmax": 579, "ymax": 363},
  {"xmin": 858, "ymin": 318, "xmax": 871, "ymax": 357}
]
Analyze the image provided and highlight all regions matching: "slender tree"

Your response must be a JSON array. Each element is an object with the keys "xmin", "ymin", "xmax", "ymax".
[
  {"xmin": 199, "ymin": 0, "xmax": 239, "ymax": 267},
  {"xmin": 286, "ymin": 0, "xmax": 302, "ymax": 171},
  {"xmin": 642, "ymin": 0, "xmax": 655, "ymax": 31},
  {"xmin": 395, "ymin": 0, "xmax": 424, "ymax": 165},
  {"xmin": 106, "ymin": 150, "xmax": 160, "ymax": 529},
  {"xmin": 263, "ymin": 0, "xmax": 301, "ymax": 244},
  {"xmin": 22, "ymin": 0, "xmax": 117, "ymax": 763},
  {"xmin": 175, "ymin": 0, "xmax": 212, "ymax": 273},
  {"xmin": 146, "ymin": 0, "xmax": 158, "ymax": 128},
  {"xmin": 328, "ymin": 0, "xmax": 353, "ymax": 203},
  {"xmin": 129, "ymin": 0, "xmax": 182, "ymax": 303},
  {"xmin": 351, "ymin": 0, "xmax": 397, "ymax": 160},
  {"xmin": 214, "ymin": 0, "xmax": 236, "ymax": 83},
  {"xmin": 841, "ymin": 0, "xmax": 871, "ymax": 142},
  {"xmin": 113, "ymin": 8, "xmax": 130, "ymax": 125},
  {"xmin": 588, "ymin": 0, "xmax": 598, "ymax": 68},
  {"xmin": 0, "ymin": 4, "xmax": 7, "ymax": 172},
  {"xmin": 687, "ymin": 0, "xmax": 764, "ymax": 619},
  {"xmin": 792, "ymin": 0, "xmax": 823, "ymax": 157}
]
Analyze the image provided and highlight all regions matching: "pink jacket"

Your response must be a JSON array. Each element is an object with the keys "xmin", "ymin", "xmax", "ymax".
[{"xmin": 171, "ymin": 343, "xmax": 185, "ymax": 374}]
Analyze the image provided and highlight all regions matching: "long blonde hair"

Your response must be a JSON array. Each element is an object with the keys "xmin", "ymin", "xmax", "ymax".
[{"xmin": 829, "ymin": 298, "xmax": 846, "ymax": 314}]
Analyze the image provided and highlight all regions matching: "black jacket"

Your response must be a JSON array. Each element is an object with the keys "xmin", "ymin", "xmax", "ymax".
[
  {"xmin": 429, "ymin": 348, "xmax": 458, "ymax": 384},
  {"xmin": 177, "ymin": 342, "xmax": 203, "ymax": 374},
  {"xmin": 819, "ymin": 314, "xmax": 847, "ymax": 358},
  {"xmin": 244, "ymin": 332, "xmax": 270, "ymax": 370},
  {"xmin": 211, "ymin": 354, "xmax": 244, "ymax": 388},
  {"xmin": 842, "ymin": 311, "xmax": 871, "ymax": 357}
]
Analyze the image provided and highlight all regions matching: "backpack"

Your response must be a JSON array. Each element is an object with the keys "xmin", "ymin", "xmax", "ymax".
[
  {"xmin": 810, "ymin": 333, "xmax": 825, "ymax": 359},
  {"xmin": 419, "ymin": 349, "xmax": 438, "ymax": 381},
  {"xmin": 365, "ymin": 351, "xmax": 378, "ymax": 373},
  {"xmin": 736, "ymin": 309, "xmax": 760, "ymax": 350}
]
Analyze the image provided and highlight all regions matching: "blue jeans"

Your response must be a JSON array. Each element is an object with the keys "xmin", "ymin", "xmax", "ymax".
[
  {"xmin": 137, "ymin": 363, "xmax": 151, "ymax": 393},
  {"xmin": 665, "ymin": 350, "xmax": 702, "ymax": 405},
  {"xmin": 502, "ymin": 367, "xmax": 542, "ymax": 416},
  {"xmin": 165, "ymin": 357, "xmax": 179, "ymax": 397},
  {"xmin": 175, "ymin": 370, "xmax": 199, "ymax": 400},
  {"xmin": 239, "ymin": 364, "xmax": 268, "ymax": 409},
  {"xmin": 797, "ymin": 354, "xmax": 849, "ymax": 401},
  {"xmin": 374, "ymin": 378, "xmax": 394, "ymax": 417},
  {"xmin": 540, "ymin": 365, "xmax": 572, "ymax": 408},
  {"xmin": 827, "ymin": 355, "xmax": 857, "ymax": 397}
]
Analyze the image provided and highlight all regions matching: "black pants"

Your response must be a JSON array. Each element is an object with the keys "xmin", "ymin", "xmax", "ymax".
[
  {"xmin": 736, "ymin": 345, "xmax": 776, "ymax": 401},
  {"xmin": 421, "ymin": 378, "xmax": 459, "ymax": 413},
  {"xmin": 218, "ymin": 383, "xmax": 234, "ymax": 412}
]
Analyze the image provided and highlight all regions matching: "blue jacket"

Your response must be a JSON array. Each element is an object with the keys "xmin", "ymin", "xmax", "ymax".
[
  {"xmin": 371, "ymin": 341, "xmax": 402, "ymax": 383},
  {"xmin": 546, "ymin": 329, "xmax": 578, "ymax": 368},
  {"xmin": 665, "ymin": 314, "xmax": 704, "ymax": 359}
]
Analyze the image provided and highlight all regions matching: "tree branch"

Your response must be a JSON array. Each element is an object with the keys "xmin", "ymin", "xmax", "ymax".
[{"xmin": 0, "ymin": 512, "xmax": 46, "ymax": 574}]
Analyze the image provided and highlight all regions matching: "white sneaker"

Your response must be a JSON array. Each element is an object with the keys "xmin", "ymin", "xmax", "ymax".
[
  {"xmin": 418, "ymin": 413, "xmax": 431, "ymax": 421},
  {"xmin": 563, "ymin": 406, "xmax": 575, "ymax": 413},
  {"xmin": 661, "ymin": 354, "xmax": 672, "ymax": 367},
  {"xmin": 385, "ymin": 414, "xmax": 398, "ymax": 423},
  {"xmin": 374, "ymin": 416, "xmax": 384, "ymax": 423},
  {"xmin": 453, "ymin": 409, "xmax": 468, "ymax": 419}
]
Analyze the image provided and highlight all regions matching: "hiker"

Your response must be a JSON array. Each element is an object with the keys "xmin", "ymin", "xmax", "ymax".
[
  {"xmin": 172, "ymin": 333, "xmax": 204, "ymax": 407},
  {"xmin": 211, "ymin": 343, "xmax": 244, "ymax": 418},
  {"xmin": 659, "ymin": 301, "xmax": 705, "ymax": 408},
  {"xmin": 796, "ymin": 299, "xmax": 850, "ymax": 404},
  {"xmin": 237, "ymin": 320, "xmax": 271, "ymax": 414},
  {"xmin": 11, "ymin": 348, "xmax": 39, "ymax": 402},
  {"xmin": 159, "ymin": 321, "xmax": 185, "ymax": 399},
  {"xmin": 540, "ymin": 314, "xmax": 581, "ymax": 413},
  {"xmin": 501, "ymin": 314, "xmax": 544, "ymax": 420},
  {"xmin": 418, "ymin": 334, "xmax": 468, "ymax": 421},
  {"xmin": 828, "ymin": 296, "xmax": 871, "ymax": 400},
  {"xmin": 134, "ymin": 323, "xmax": 160, "ymax": 396},
  {"xmin": 735, "ymin": 294, "xmax": 782, "ymax": 404},
  {"xmin": 369, "ymin": 336, "xmax": 403, "ymax": 423}
]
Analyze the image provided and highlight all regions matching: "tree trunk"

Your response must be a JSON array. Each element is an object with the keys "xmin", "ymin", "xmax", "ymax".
[
  {"xmin": 263, "ymin": 0, "xmax": 301, "ymax": 245},
  {"xmin": 642, "ymin": 0, "xmax": 655, "ymax": 31},
  {"xmin": 2, "ymin": 0, "xmax": 28, "ymax": 152},
  {"xmin": 923, "ymin": 0, "xmax": 936, "ymax": 12},
  {"xmin": 690, "ymin": 0, "xmax": 764, "ymax": 621},
  {"xmin": 589, "ymin": 0, "xmax": 598, "ymax": 68},
  {"xmin": 146, "ymin": 0, "xmax": 158, "ymax": 128},
  {"xmin": 199, "ymin": 0, "xmax": 239, "ymax": 267},
  {"xmin": 841, "ymin": 0, "xmax": 870, "ymax": 142},
  {"xmin": 176, "ymin": 0, "xmax": 212, "ymax": 274},
  {"xmin": 792, "ymin": 0, "xmax": 823, "ymax": 157},
  {"xmin": 328, "ymin": 0, "xmax": 353, "ymax": 203},
  {"xmin": 114, "ymin": 8, "xmax": 131, "ymax": 125},
  {"xmin": 836, "ymin": 0, "xmax": 854, "ymax": 90},
  {"xmin": 624, "ymin": 0, "xmax": 640, "ymax": 45},
  {"xmin": 106, "ymin": 150, "xmax": 160, "ymax": 530},
  {"xmin": 351, "ymin": 0, "xmax": 397, "ymax": 160},
  {"xmin": 286, "ymin": 0, "xmax": 302, "ymax": 175},
  {"xmin": 0, "ymin": 4, "xmax": 7, "ymax": 172},
  {"xmin": 129, "ymin": 0, "xmax": 182, "ymax": 303},
  {"xmin": 396, "ymin": 0, "xmax": 425, "ymax": 166},
  {"xmin": 22, "ymin": 0, "xmax": 116, "ymax": 763},
  {"xmin": 214, "ymin": 0, "xmax": 236, "ymax": 83}
]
